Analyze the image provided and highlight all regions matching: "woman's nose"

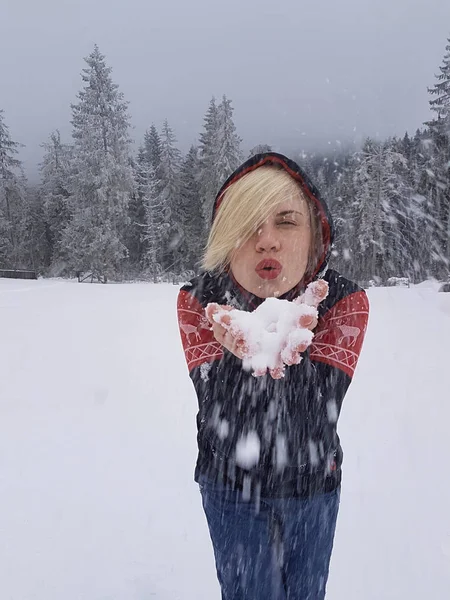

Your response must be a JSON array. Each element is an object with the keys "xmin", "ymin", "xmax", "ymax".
[{"xmin": 255, "ymin": 224, "xmax": 281, "ymax": 252}]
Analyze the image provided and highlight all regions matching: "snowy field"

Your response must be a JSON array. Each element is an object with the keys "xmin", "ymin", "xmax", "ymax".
[{"xmin": 1, "ymin": 277, "xmax": 450, "ymax": 600}]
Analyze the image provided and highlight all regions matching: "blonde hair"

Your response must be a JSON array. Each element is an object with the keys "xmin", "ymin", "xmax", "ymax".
[{"xmin": 202, "ymin": 166, "xmax": 323, "ymax": 276}]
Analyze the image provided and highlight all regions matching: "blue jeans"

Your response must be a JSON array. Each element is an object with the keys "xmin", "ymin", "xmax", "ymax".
[{"xmin": 199, "ymin": 476, "xmax": 340, "ymax": 600}]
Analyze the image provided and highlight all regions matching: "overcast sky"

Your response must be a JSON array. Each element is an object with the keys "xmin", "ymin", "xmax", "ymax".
[{"xmin": 2, "ymin": 0, "xmax": 450, "ymax": 177}]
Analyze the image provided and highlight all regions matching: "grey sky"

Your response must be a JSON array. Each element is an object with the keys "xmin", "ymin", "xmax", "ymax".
[{"xmin": 2, "ymin": 0, "xmax": 450, "ymax": 177}]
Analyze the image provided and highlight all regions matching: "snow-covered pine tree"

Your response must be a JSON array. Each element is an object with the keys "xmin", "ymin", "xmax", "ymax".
[
  {"xmin": 0, "ymin": 110, "xmax": 27, "ymax": 268},
  {"xmin": 390, "ymin": 132, "xmax": 433, "ymax": 282},
  {"xmin": 424, "ymin": 35, "xmax": 450, "ymax": 277},
  {"xmin": 127, "ymin": 127, "xmax": 164, "ymax": 272},
  {"xmin": 143, "ymin": 125, "xmax": 163, "ymax": 175},
  {"xmin": 124, "ymin": 152, "xmax": 145, "ymax": 269},
  {"xmin": 140, "ymin": 159, "xmax": 166, "ymax": 281},
  {"xmin": 198, "ymin": 95, "xmax": 242, "ymax": 242},
  {"xmin": 349, "ymin": 140, "xmax": 383, "ymax": 281},
  {"xmin": 411, "ymin": 129, "xmax": 430, "ymax": 190},
  {"xmin": 198, "ymin": 97, "xmax": 221, "ymax": 234},
  {"xmin": 21, "ymin": 186, "xmax": 51, "ymax": 272},
  {"xmin": 59, "ymin": 45, "xmax": 135, "ymax": 280},
  {"xmin": 248, "ymin": 144, "xmax": 273, "ymax": 157},
  {"xmin": 352, "ymin": 138, "xmax": 413, "ymax": 281},
  {"xmin": 329, "ymin": 152, "xmax": 361, "ymax": 279},
  {"xmin": 411, "ymin": 129, "xmax": 442, "ymax": 279},
  {"xmin": 141, "ymin": 120, "xmax": 180, "ymax": 278},
  {"xmin": 178, "ymin": 146, "xmax": 203, "ymax": 274},
  {"xmin": 156, "ymin": 119, "xmax": 182, "ymax": 275},
  {"xmin": 386, "ymin": 136, "xmax": 417, "ymax": 278},
  {"xmin": 216, "ymin": 95, "xmax": 242, "ymax": 188},
  {"xmin": 39, "ymin": 130, "xmax": 71, "ymax": 267},
  {"xmin": 159, "ymin": 120, "xmax": 181, "ymax": 192},
  {"xmin": 297, "ymin": 151, "xmax": 315, "ymax": 181}
]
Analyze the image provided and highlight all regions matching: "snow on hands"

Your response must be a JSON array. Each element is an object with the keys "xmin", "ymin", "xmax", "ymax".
[{"xmin": 206, "ymin": 279, "xmax": 329, "ymax": 379}]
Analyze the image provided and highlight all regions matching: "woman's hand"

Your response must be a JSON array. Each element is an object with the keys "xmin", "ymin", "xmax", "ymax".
[
  {"xmin": 205, "ymin": 279, "xmax": 329, "ymax": 378},
  {"xmin": 210, "ymin": 321, "xmax": 247, "ymax": 359},
  {"xmin": 206, "ymin": 304, "xmax": 248, "ymax": 360}
]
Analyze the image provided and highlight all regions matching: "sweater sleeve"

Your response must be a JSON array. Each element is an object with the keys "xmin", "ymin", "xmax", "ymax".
[
  {"xmin": 177, "ymin": 288, "xmax": 224, "ymax": 373},
  {"xmin": 309, "ymin": 290, "xmax": 369, "ymax": 379}
]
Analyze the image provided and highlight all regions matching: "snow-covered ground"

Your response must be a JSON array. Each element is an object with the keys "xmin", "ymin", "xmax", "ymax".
[{"xmin": 1, "ymin": 278, "xmax": 449, "ymax": 600}]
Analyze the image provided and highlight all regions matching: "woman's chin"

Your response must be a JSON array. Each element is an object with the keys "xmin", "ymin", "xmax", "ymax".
[
  {"xmin": 254, "ymin": 279, "xmax": 286, "ymax": 298},
  {"xmin": 233, "ymin": 271, "xmax": 298, "ymax": 298},
  {"xmin": 254, "ymin": 274, "xmax": 303, "ymax": 298}
]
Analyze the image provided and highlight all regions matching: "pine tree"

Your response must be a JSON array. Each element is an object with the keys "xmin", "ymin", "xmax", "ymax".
[
  {"xmin": 424, "ymin": 35, "xmax": 450, "ymax": 277},
  {"xmin": 386, "ymin": 136, "xmax": 417, "ymax": 278},
  {"xmin": 59, "ymin": 45, "xmax": 134, "ymax": 280},
  {"xmin": 141, "ymin": 161, "xmax": 169, "ymax": 281},
  {"xmin": 0, "ymin": 110, "xmax": 27, "ymax": 268},
  {"xmin": 198, "ymin": 95, "xmax": 242, "ymax": 238},
  {"xmin": 297, "ymin": 151, "xmax": 315, "ymax": 181},
  {"xmin": 143, "ymin": 125, "xmax": 163, "ymax": 174},
  {"xmin": 199, "ymin": 97, "xmax": 221, "ymax": 231},
  {"xmin": 39, "ymin": 130, "xmax": 71, "ymax": 266},
  {"xmin": 249, "ymin": 144, "xmax": 272, "ymax": 157},
  {"xmin": 428, "ymin": 36, "xmax": 450, "ymax": 126},
  {"xmin": 178, "ymin": 146, "xmax": 203, "ymax": 274},
  {"xmin": 156, "ymin": 119, "xmax": 182, "ymax": 274},
  {"xmin": 329, "ymin": 153, "xmax": 361, "ymax": 279},
  {"xmin": 216, "ymin": 95, "xmax": 242, "ymax": 188},
  {"xmin": 125, "ymin": 153, "xmax": 145, "ymax": 269},
  {"xmin": 126, "ymin": 127, "xmax": 164, "ymax": 272},
  {"xmin": 352, "ymin": 138, "xmax": 413, "ymax": 281},
  {"xmin": 391, "ymin": 131, "xmax": 433, "ymax": 282},
  {"xmin": 141, "ymin": 120, "xmax": 181, "ymax": 279},
  {"xmin": 21, "ymin": 187, "xmax": 51, "ymax": 272}
]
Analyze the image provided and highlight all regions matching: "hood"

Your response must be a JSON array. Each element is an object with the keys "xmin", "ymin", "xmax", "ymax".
[{"xmin": 212, "ymin": 152, "xmax": 335, "ymax": 281}]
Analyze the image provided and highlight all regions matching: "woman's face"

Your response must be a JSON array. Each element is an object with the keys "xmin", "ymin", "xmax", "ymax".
[{"xmin": 230, "ymin": 193, "xmax": 312, "ymax": 298}]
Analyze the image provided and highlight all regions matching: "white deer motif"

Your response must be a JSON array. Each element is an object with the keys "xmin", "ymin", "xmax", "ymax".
[
  {"xmin": 336, "ymin": 324, "xmax": 361, "ymax": 348},
  {"xmin": 179, "ymin": 317, "xmax": 211, "ymax": 342}
]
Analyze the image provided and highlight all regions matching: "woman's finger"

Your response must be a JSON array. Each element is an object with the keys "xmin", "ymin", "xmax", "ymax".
[
  {"xmin": 212, "ymin": 323, "xmax": 245, "ymax": 359},
  {"xmin": 205, "ymin": 303, "xmax": 233, "ymax": 325},
  {"xmin": 212, "ymin": 322, "xmax": 227, "ymax": 343},
  {"xmin": 298, "ymin": 313, "xmax": 317, "ymax": 330}
]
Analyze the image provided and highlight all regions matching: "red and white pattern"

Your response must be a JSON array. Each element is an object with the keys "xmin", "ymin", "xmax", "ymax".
[
  {"xmin": 309, "ymin": 291, "xmax": 369, "ymax": 378},
  {"xmin": 177, "ymin": 290, "xmax": 223, "ymax": 371},
  {"xmin": 178, "ymin": 288, "xmax": 369, "ymax": 378}
]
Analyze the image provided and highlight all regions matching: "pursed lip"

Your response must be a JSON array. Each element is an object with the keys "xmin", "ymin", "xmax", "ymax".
[{"xmin": 255, "ymin": 259, "xmax": 282, "ymax": 280}]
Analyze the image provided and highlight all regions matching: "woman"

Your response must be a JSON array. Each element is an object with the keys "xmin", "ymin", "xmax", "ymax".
[{"xmin": 177, "ymin": 152, "xmax": 369, "ymax": 599}]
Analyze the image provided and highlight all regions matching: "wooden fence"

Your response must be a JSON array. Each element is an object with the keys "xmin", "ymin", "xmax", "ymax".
[{"xmin": 0, "ymin": 269, "xmax": 37, "ymax": 280}]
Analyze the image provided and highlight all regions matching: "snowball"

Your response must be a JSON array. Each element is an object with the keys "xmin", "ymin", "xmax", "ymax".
[
  {"xmin": 208, "ymin": 280, "xmax": 329, "ymax": 378},
  {"xmin": 216, "ymin": 419, "xmax": 229, "ymax": 440},
  {"xmin": 308, "ymin": 440, "xmax": 320, "ymax": 466},
  {"xmin": 326, "ymin": 399, "xmax": 338, "ymax": 423},
  {"xmin": 275, "ymin": 435, "xmax": 288, "ymax": 470},
  {"xmin": 235, "ymin": 431, "xmax": 261, "ymax": 469},
  {"xmin": 213, "ymin": 299, "xmax": 316, "ymax": 374}
]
